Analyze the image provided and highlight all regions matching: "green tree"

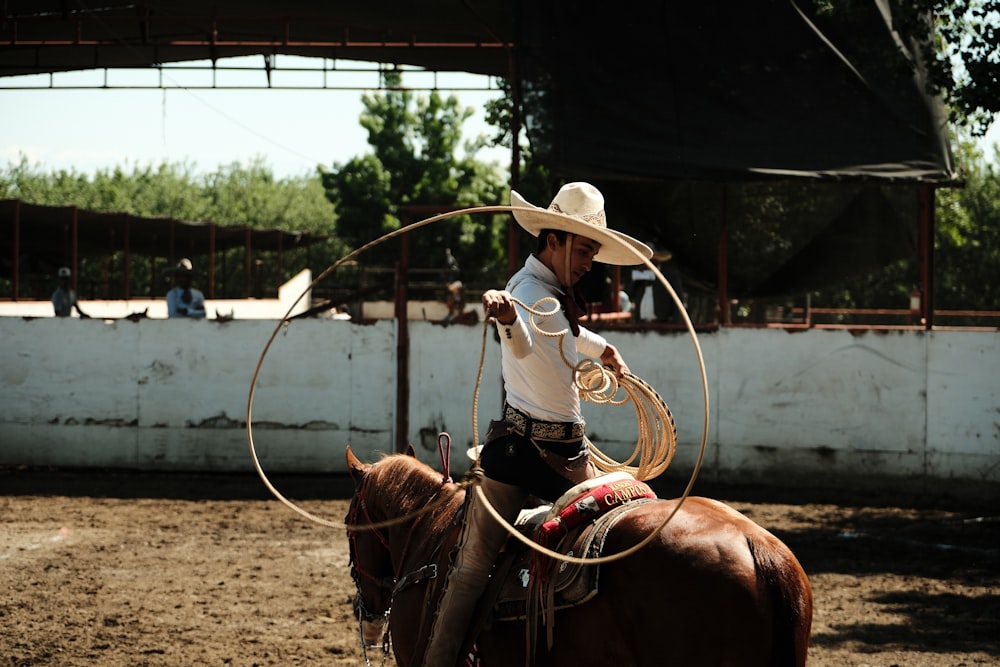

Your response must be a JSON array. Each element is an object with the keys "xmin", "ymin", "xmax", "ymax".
[
  {"xmin": 483, "ymin": 76, "xmax": 556, "ymax": 207},
  {"xmin": 934, "ymin": 142, "xmax": 1000, "ymax": 314},
  {"xmin": 835, "ymin": 0, "xmax": 1000, "ymax": 137},
  {"xmin": 1, "ymin": 153, "xmax": 338, "ymax": 233},
  {"xmin": 320, "ymin": 70, "xmax": 509, "ymax": 292},
  {"xmin": 796, "ymin": 142, "xmax": 999, "ymax": 322},
  {"xmin": 0, "ymin": 154, "xmax": 345, "ymax": 299}
]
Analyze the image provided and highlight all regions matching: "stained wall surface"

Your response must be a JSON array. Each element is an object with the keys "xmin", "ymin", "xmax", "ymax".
[{"xmin": 1, "ymin": 318, "xmax": 996, "ymax": 494}]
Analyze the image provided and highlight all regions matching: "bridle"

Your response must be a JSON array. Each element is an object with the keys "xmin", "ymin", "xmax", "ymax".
[
  {"xmin": 345, "ymin": 465, "xmax": 455, "ymax": 665},
  {"xmin": 346, "ymin": 476, "xmax": 395, "ymax": 664}
]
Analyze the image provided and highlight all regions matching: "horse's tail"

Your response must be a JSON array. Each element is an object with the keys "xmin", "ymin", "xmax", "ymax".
[{"xmin": 747, "ymin": 536, "xmax": 813, "ymax": 667}]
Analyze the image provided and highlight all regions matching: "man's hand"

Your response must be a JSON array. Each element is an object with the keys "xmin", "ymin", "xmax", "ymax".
[
  {"xmin": 482, "ymin": 289, "xmax": 517, "ymax": 325},
  {"xmin": 600, "ymin": 344, "xmax": 630, "ymax": 379}
]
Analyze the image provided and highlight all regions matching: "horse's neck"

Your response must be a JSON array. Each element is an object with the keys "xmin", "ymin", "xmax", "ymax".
[{"xmin": 386, "ymin": 482, "xmax": 463, "ymax": 575}]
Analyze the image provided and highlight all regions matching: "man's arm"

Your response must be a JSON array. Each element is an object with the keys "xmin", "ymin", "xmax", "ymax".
[
  {"xmin": 188, "ymin": 290, "xmax": 207, "ymax": 318},
  {"xmin": 166, "ymin": 289, "xmax": 184, "ymax": 317},
  {"xmin": 575, "ymin": 328, "xmax": 628, "ymax": 379},
  {"xmin": 483, "ymin": 289, "xmax": 532, "ymax": 358},
  {"xmin": 482, "ymin": 289, "xmax": 516, "ymax": 325},
  {"xmin": 600, "ymin": 344, "xmax": 630, "ymax": 379}
]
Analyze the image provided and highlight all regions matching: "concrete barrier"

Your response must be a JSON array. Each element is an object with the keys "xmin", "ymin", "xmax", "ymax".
[{"xmin": 1, "ymin": 317, "xmax": 996, "ymax": 496}]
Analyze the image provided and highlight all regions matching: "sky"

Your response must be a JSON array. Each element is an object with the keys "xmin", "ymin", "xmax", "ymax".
[
  {"xmin": 1, "ymin": 55, "xmax": 997, "ymax": 180},
  {"xmin": 0, "ymin": 57, "xmax": 509, "ymax": 180}
]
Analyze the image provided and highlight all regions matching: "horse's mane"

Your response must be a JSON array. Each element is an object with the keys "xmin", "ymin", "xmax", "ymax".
[{"xmin": 367, "ymin": 453, "xmax": 463, "ymax": 519}]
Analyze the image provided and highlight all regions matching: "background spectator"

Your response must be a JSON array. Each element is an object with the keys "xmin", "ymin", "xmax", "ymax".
[
  {"xmin": 166, "ymin": 258, "xmax": 206, "ymax": 318},
  {"xmin": 51, "ymin": 267, "xmax": 90, "ymax": 318}
]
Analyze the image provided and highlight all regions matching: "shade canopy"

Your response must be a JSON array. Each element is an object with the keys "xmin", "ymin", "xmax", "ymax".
[{"xmin": 0, "ymin": 1, "xmax": 957, "ymax": 298}]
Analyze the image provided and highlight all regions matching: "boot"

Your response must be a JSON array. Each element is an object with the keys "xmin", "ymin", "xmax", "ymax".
[{"xmin": 421, "ymin": 476, "xmax": 527, "ymax": 667}]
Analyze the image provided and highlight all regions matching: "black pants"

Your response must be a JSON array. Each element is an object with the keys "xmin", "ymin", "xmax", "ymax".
[{"xmin": 479, "ymin": 433, "xmax": 587, "ymax": 503}]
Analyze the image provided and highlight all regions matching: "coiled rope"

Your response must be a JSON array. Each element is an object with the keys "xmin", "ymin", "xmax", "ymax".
[
  {"xmin": 246, "ymin": 205, "xmax": 710, "ymax": 566},
  {"xmin": 467, "ymin": 295, "xmax": 676, "ymax": 483}
]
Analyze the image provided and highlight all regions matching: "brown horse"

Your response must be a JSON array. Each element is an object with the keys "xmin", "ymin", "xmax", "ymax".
[{"xmin": 345, "ymin": 447, "xmax": 812, "ymax": 666}]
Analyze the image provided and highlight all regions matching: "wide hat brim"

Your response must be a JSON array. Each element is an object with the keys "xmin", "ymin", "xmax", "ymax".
[{"xmin": 510, "ymin": 190, "xmax": 652, "ymax": 265}]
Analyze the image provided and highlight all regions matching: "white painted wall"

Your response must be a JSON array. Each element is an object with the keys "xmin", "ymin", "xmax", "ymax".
[{"xmin": 1, "ymin": 318, "xmax": 997, "ymax": 495}]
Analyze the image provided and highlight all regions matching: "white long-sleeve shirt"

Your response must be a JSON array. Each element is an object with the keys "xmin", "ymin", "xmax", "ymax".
[
  {"xmin": 495, "ymin": 255, "xmax": 608, "ymax": 423},
  {"xmin": 166, "ymin": 286, "xmax": 206, "ymax": 318}
]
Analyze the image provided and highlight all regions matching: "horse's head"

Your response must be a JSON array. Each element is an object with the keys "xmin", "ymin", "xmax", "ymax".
[
  {"xmin": 345, "ymin": 446, "xmax": 396, "ymax": 645},
  {"xmin": 344, "ymin": 445, "xmax": 463, "ymax": 646}
]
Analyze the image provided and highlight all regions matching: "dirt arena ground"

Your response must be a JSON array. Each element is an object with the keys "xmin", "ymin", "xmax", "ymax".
[{"xmin": 1, "ymin": 467, "xmax": 997, "ymax": 667}]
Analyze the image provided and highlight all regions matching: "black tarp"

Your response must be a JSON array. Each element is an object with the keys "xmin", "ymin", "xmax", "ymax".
[
  {"xmin": 591, "ymin": 180, "xmax": 922, "ymax": 298},
  {"xmin": 513, "ymin": 1, "xmax": 954, "ymax": 297},
  {"xmin": 518, "ymin": 0, "xmax": 953, "ymax": 183},
  {"xmin": 0, "ymin": 0, "xmax": 955, "ymax": 183},
  {"xmin": 0, "ymin": 1, "xmax": 958, "ymax": 300}
]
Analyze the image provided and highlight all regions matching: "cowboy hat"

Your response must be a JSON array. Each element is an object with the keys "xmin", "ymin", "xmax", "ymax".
[
  {"xmin": 510, "ymin": 182, "xmax": 652, "ymax": 265},
  {"xmin": 57, "ymin": 266, "xmax": 71, "ymax": 278},
  {"xmin": 169, "ymin": 258, "xmax": 194, "ymax": 274}
]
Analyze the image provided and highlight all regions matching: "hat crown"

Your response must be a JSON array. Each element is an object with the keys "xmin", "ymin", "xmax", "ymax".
[
  {"xmin": 547, "ymin": 182, "xmax": 607, "ymax": 230},
  {"xmin": 176, "ymin": 258, "xmax": 193, "ymax": 272},
  {"xmin": 509, "ymin": 182, "xmax": 652, "ymax": 265}
]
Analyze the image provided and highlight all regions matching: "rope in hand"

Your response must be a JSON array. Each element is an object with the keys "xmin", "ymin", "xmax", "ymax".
[
  {"xmin": 471, "ymin": 295, "xmax": 676, "ymax": 482},
  {"xmin": 467, "ymin": 278, "xmax": 708, "ymax": 566}
]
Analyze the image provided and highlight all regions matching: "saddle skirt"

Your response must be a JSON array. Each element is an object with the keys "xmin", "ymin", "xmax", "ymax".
[{"xmin": 489, "ymin": 472, "xmax": 657, "ymax": 622}]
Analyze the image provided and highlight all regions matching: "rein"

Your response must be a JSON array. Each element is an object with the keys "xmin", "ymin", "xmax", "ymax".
[
  {"xmin": 346, "ymin": 467, "xmax": 458, "ymax": 665},
  {"xmin": 438, "ymin": 432, "xmax": 453, "ymax": 484},
  {"xmin": 346, "ymin": 480, "xmax": 394, "ymax": 607},
  {"xmin": 345, "ymin": 476, "xmax": 396, "ymax": 666}
]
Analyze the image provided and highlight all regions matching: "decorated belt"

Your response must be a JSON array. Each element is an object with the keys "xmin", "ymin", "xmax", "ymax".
[{"xmin": 503, "ymin": 404, "xmax": 586, "ymax": 441}]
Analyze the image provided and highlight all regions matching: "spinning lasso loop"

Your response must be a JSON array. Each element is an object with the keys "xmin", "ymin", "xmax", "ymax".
[
  {"xmin": 247, "ymin": 205, "xmax": 514, "ymax": 530},
  {"xmin": 247, "ymin": 205, "xmax": 711, "ymax": 564}
]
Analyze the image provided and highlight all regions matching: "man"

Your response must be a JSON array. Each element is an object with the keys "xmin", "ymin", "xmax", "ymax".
[
  {"xmin": 422, "ymin": 182, "xmax": 652, "ymax": 666},
  {"xmin": 51, "ymin": 267, "xmax": 90, "ymax": 318},
  {"xmin": 633, "ymin": 248, "xmax": 685, "ymax": 323},
  {"xmin": 166, "ymin": 258, "xmax": 206, "ymax": 318},
  {"xmin": 651, "ymin": 249, "xmax": 686, "ymax": 324}
]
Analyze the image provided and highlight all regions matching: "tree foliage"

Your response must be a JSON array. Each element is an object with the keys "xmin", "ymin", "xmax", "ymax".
[
  {"xmin": 319, "ymin": 71, "xmax": 510, "ymax": 288},
  {"xmin": 0, "ymin": 155, "xmax": 346, "ymax": 299},
  {"xmin": 801, "ymin": 141, "xmax": 1000, "ymax": 320},
  {"xmin": 878, "ymin": 0, "xmax": 999, "ymax": 136},
  {"xmin": 0, "ymin": 154, "xmax": 337, "ymax": 234},
  {"xmin": 934, "ymin": 142, "xmax": 1000, "ymax": 311},
  {"xmin": 811, "ymin": 1, "xmax": 998, "ymax": 136}
]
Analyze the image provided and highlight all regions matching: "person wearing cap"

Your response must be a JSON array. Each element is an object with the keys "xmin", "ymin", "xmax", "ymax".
[
  {"xmin": 166, "ymin": 258, "xmax": 206, "ymax": 318},
  {"xmin": 633, "ymin": 248, "xmax": 685, "ymax": 324},
  {"xmin": 422, "ymin": 182, "xmax": 652, "ymax": 666},
  {"xmin": 51, "ymin": 267, "xmax": 90, "ymax": 318},
  {"xmin": 651, "ymin": 249, "xmax": 686, "ymax": 324}
]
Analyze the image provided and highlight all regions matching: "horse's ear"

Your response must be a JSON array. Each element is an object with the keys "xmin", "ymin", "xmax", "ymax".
[
  {"xmin": 404, "ymin": 444, "xmax": 417, "ymax": 458},
  {"xmin": 346, "ymin": 446, "xmax": 367, "ymax": 486}
]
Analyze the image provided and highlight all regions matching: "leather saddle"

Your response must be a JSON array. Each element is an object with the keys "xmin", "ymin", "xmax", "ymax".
[{"xmin": 484, "ymin": 472, "xmax": 657, "ymax": 622}]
